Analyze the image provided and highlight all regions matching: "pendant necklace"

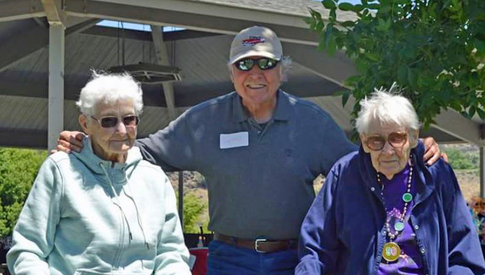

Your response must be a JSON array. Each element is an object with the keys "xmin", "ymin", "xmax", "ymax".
[{"xmin": 378, "ymin": 156, "xmax": 414, "ymax": 263}]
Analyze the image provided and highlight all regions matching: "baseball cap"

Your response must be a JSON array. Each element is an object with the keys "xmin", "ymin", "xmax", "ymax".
[{"xmin": 229, "ymin": 26, "xmax": 283, "ymax": 64}]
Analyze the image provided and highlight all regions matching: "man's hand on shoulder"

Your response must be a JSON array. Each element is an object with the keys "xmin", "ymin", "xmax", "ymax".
[
  {"xmin": 421, "ymin": 136, "xmax": 446, "ymax": 166},
  {"xmin": 52, "ymin": 131, "xmax": 86, "ymax": 154}
]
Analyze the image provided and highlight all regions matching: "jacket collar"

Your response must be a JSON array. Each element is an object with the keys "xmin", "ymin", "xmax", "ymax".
[
  {"xmin": 232, "ymin": 89, "xmax": 293, "ymax": 123},
  {"xmin": 72, "ymin": 136, "xmax": 142, "ymax": 177},
  {"xmin": 358, "ymin": 141, "xmax": 435, "ymax": 205}
]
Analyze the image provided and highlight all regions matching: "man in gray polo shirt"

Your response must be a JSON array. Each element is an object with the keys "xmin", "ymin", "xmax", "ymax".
[{"xmin": 58, "ymin": 26, "xmax": 441, "ymax": 274}]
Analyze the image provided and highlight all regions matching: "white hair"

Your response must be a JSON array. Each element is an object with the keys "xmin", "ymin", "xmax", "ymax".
[
  {"xmin": 76, "ymin": 71, "xmax": 143, "ymax": 116},
  {"xmin": 355, "ymin": 85, "xmax": 421, "ymax": 134},
  {"xmin": 227, "ymin": 56, "xmax": 293, "ymax": 82}
]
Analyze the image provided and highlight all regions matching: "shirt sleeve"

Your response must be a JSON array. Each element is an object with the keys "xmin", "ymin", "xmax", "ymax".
[
  {"xmin": 319, "ymin": 114, "xmax": 357, "ymax": 176},
  {"xmin": 296, "ymin": 168, "xmax": 342, "ymax": 275},
  {"xmin": 136, "ymin": 111, "xmax": 196, "ymax": 172},
  {"xmin": 7, "ymin": 157, "xmax": 63, "ymax": 275},
  {"xmin": 438, "ymin": 161, "xmax": 485, "ymax": 274},
  {"xmin": 153, "ymin": 176, "xmax": 191, "ymax": 275}
]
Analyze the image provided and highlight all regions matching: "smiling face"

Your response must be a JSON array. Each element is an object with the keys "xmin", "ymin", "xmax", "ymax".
[
  {"xmin": 360, "ymin": 123, "xmax": 419, "ymax": 180},
  {"xmin": 230, "ymin": 56, "xmax": 283, "ymax": 112},
  {"xmin": 79, "ymin": 99, "xmax": 137, "ymax": 163}
]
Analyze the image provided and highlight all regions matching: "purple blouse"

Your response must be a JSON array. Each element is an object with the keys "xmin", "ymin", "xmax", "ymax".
[{"xmin": 377, "ymin": 164, "xmax": 425, "ymax": 275}]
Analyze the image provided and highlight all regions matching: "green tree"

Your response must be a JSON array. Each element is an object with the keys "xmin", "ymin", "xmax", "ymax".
[
  {"xmin": 307, "ymin": 0, "xmax": 485, "ymax": 127},
  {"xmin": 0, "ymin": 148, "xmax": 47, "ymax": 238},
  {"xmin": 443, "ymin": 148, "xmax": 478, "ymax": 170},
  {"xmin": 177, "ymin": 191, "xmax": 207, "ymax": 233}
]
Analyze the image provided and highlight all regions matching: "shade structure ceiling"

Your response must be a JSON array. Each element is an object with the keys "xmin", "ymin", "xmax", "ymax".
[{"xmin": 0, "ymin": 0, "xmax": 483, "ymax": 149}]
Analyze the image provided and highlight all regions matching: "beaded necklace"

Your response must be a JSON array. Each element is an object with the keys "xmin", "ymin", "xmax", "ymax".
[{"xmin": 378, "ymin": 156, "xmax": 414, "ymax": 263}]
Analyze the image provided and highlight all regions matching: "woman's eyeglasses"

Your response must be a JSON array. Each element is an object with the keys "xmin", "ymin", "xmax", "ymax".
[
  {"xmin": 234, "ymin": 57, "xmax": 279, "ymax": 71},
  {"xmin": 90, "ymin": 115, "xmax": 139, "ymax": 128},
  {"xmin": 364, "ymin": 132, "xmax": 408, "ymax": 151}
]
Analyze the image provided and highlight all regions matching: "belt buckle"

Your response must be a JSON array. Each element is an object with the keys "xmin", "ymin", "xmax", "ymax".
[{"xmin": 255, "ymin": 238, "xmax": 267, "ymax": 253}]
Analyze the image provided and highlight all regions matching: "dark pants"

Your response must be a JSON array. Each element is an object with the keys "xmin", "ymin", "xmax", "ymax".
[{"xmin": 207, "ymin": 240, "xmax": 298, "ymax": 275}]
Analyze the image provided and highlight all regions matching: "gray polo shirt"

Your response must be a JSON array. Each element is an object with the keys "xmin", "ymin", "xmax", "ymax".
[{"xmin": 136, "ymin": 90, "xmax": 357, "ymax": 239}]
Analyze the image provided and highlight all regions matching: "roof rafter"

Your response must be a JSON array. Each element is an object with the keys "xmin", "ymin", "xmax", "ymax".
[
  {"xmin": 0, "ymin": 0, "xmax": 44, "ymax": 22},
  {"xmin": 41, "ymin": 0, "xmax": 66, "ymax": 26},
  {"xmin": 0, "ymin": 18, "xmax": 100, "ymax": 72},
  {"xmin": 64, "ymin": 0, "xmax": 320, "ymax": 46}
]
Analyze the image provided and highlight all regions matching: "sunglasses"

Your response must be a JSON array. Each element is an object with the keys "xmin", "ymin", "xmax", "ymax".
[
  {"xmin": 234, "ymin": 57, "xmax": 279, "ymax": 71},
  {"xmin": 364, "ymin": 132, "xmax": 408, "ymax": 151},
  {"xmin": 90, "ymin": 115, "xmax": 139, "ymax": 128}
]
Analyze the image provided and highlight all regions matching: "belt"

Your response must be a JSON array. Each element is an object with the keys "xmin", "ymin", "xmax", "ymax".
[{"xmin": 214, "ymin": 233, "xmax": 297, "ymax": 253}]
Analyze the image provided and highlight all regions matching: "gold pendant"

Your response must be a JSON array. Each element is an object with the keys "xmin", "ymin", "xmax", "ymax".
[{"xmin": 382, "ymin": 242, "xmax": 401, "ymax": 262}]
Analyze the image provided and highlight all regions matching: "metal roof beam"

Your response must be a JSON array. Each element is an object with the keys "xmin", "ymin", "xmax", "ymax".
[
  {"xmin": 0, "ymin": 0, "xmax": 45, "ymax": 22},
  {"xmin": 284, "ymin": 42, "xmax": 356, "ymax": 87},
  {"xmin": 81, "ymin": 26, "xmax": 221, "ymax": 42},
  {"xmin": 0, "ymin": 128, "xmax": 47, "ymax": 149},
  {"xmin": 0, "ymin": 76, "xmax": 342, "ymax": 107},
  {"xmin": 64, "ymin": 0, "xmax": 320, "ymax": 46},
  {"xmin": 41, "ymin": 0, "xmax": 66, "ymax": 26},
  {"xmin": 0, "ymin": 18, "xmax": 99, "ymax": 72},
  {"xmin": 0, "ymin": 78, "xmax": 167, "ymax": 107},
  {"xmin": 95, "ymin": 0, "xmax": 310, "ymax": 28},
  {"xmin": 432, "ymin": 111, "xmax": 485, "ymax": 146},
  {"xmin": 151, "ymin": 25, "xmax": 177, "ymax": 120}
]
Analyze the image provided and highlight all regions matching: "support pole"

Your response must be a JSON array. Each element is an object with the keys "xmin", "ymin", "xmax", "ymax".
[
  {"xmin": 151, "ymin": 25, "xmax": 184, "ymax": 226},
  {"xmin": 47, "ymin": 24, "xmax": 65, "ymax": 151}
]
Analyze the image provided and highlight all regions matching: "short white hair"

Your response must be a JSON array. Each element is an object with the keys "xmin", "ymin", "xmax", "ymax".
[
  {"xmin": 355, "ymin": 85, "xmax": 421, "ymax": 134},
  {"xmin": 76, "ymin": 71, "xmax": 143, "ymax": 116}
]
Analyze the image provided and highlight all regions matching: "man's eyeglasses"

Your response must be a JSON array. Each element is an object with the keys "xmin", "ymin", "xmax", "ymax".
[
  {"xmin": 90, "ymin": 115, "xmax": 139, "ymax": 128},
  {"xmin": 234, "ymin": 57, "xmax": 279, "ymax": 71},
  {"xmin": 364, "ymin": 132, "xmax": 408, "ymax": 151}
]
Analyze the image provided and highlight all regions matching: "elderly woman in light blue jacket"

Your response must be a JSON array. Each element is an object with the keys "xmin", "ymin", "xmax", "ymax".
[{"xmin": 7, "ymin": 72, "xmax": 191, "ymax": 275}]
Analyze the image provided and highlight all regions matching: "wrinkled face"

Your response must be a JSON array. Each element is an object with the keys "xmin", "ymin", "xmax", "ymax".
[
  {"xmin": 230, "ymin": 56, "xmax": 283, "ymax": 108},
  {"xmin": 360, "ymin": 123, "xmax": 419, "ymax": 180},
  {"xmin": 80, "ymin": 99, "xmax": 137, "ymax": 162}
]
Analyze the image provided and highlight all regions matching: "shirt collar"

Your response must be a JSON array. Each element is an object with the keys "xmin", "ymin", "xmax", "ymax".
[{"xmin": 232, "ymin": 89, "xmax": 293, "ymax": 123}]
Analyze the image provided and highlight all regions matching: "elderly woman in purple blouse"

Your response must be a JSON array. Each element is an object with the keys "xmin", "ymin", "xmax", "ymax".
[{"xmin": 296, "ymin": 88, "xmax": 485, "ymax": 275}]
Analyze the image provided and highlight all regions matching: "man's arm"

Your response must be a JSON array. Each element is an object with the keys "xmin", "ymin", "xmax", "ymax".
[
  {"xmin": 136, "ymin": 112, "xmax": 197, "ymax": 172},
  {"xmin": 56, "ymin": 112, "xmax": 197, "ymax": 172}
]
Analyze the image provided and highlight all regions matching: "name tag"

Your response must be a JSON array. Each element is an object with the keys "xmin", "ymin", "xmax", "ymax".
[{"xmin": 220, "ymin": 132, "xmax": 249, "ymax": 149}]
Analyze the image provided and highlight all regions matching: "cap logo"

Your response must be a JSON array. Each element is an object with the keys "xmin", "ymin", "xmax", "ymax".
[{"xmin": 242, "ymin": 36, "xmax": 266, "ymax": 46}]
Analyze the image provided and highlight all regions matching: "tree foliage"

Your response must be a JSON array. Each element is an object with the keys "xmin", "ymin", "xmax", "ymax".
[
  {"xmin": 307, "ymin": 0, "xmax": 485, "ymax": 127},
  {"xmin": 0, "ymin": 148, "xmax": 47, "ymax": 238},
  {"xmin": 443, "ymin": 148, "xmax": 479, "ymax": 170},
  {"xmin": 177, "ymin": 191, "xmax": 207, "ymax": 233}
]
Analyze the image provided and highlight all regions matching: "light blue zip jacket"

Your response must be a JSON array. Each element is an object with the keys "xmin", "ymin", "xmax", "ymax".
[{"xmin": 7, "ymin": 137, "xmax": 191, "ymax": 275}]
